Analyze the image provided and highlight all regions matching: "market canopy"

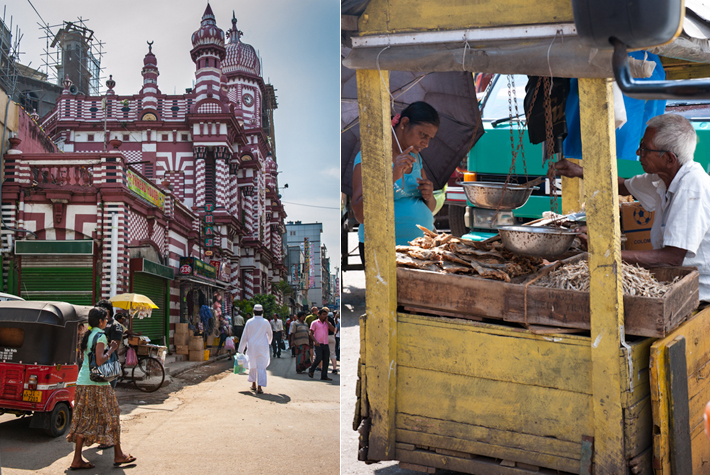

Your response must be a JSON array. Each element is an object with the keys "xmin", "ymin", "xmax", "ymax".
[{"xmin": 342, "ymin": 0, "xmax": 710, "ymax": 79}]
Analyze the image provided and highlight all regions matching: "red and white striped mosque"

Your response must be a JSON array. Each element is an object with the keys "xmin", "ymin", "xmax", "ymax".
[{"xmin": 1, "ymin": 5, "xmax": 286, "ymax": 347}]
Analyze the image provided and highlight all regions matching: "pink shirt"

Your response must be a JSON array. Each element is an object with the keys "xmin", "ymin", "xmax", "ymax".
[{"xmin": 310, "ymin": 319, "xmax": 329, "ymax": 345}]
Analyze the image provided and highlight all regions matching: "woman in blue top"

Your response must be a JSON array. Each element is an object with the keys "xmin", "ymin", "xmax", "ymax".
[
  {"xmin": 352, "ymin": 101, "xmax": 440, "ymax": 264},
  {"xmin": 66, "ymin": 307, "xmax": 136, "ymax": 470}
]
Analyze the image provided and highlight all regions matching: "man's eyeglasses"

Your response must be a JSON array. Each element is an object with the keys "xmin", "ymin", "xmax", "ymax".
[{"xmin": 638, "ymin": 145, "xmax": 668, "ymax": 155}]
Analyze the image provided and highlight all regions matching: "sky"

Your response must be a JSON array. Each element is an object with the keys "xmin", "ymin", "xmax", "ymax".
[{"xmin": 6, "ymin": 0, "xmax": 341, "ymax": 272}]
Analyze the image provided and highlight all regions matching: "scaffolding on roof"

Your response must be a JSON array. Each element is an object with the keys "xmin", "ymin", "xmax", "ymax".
[
  {"xmin": 39, "ymin": 17, "xmax": 105, "ymax": 96},
  {"xmin": 0, "ymin": 5, "xmax": 22, "ymax": 99}
]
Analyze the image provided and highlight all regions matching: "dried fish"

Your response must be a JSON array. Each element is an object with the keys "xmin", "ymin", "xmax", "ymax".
[
  {"xmin": 533, "ymin": 259, "xmax": 678, "ymax": 297},
  {"xmin": 397, "ymin": 228, "xmax": 544, "ymax": 281}
]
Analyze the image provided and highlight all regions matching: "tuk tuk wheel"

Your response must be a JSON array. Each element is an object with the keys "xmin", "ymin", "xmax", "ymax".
[{"xmin": 45, "ymin": 402, "xmax": 71, "ymax": 437}]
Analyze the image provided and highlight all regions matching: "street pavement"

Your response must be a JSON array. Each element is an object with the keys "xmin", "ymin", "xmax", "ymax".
[
  {"xmin": 340, "ymin": 231, "xmax": 459, "ymax": 475},
  {"xmin": 0, "ymin": 347, "xmax": 339, "ymax": 474}
]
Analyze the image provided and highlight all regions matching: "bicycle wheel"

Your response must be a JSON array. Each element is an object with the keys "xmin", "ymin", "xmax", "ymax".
[{"xmin": 132, "ymin": 356, "xmax": 165, "ymax": 392}]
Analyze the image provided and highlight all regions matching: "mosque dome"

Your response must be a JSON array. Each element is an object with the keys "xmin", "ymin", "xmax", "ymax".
[
  {"xmin": 191, "ymin": 4, "xmax": 225, "ymax": 51},
  {"xmin": 222, "ymin": 13, "xmax": 261, "ymax": 77}
]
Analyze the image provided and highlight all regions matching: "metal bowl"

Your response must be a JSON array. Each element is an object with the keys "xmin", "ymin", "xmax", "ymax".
[
  {"xmin": 458, "ymin": 181, "xmax": 539, "ymax": 210},
  {"xmin": 498, "ymin": 225, "xmax": 578, "ymax": 258}
]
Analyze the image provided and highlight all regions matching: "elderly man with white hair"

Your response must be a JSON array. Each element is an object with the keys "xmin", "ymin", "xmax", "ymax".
[
  {"xmin": 555, "ymin": 113, "xmax": 710, "ymax": 305},
  {"xmin": 238, "ymin": 304, "xmax": 273, "ymax": 394}
]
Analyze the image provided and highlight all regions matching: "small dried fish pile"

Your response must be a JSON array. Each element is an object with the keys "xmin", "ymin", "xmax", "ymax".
[
  {"xmin": 533, "ymin": 259, "xmax": 679, "ymax": 297},
  {"xmin": 396, "ymin": 225, "xmax": 544, "ymax": 282}
]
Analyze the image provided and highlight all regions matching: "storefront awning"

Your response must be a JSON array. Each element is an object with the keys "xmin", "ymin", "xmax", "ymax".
[{"xmin": 176, "ymin": 274, "xmax": 230, "ymax": 289}]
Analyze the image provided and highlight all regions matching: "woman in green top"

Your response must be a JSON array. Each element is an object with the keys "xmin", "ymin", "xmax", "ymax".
[{"xmin": 66, "ymin": 307, "xmax": 136, "ymax": 470}]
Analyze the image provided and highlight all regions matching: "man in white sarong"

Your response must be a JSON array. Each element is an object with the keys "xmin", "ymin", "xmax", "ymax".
[{"xmin": 237, "ymin": 304, "xmax": 273, "ymax": 394}]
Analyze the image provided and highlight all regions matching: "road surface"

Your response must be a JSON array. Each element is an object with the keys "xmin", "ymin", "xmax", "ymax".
[{"xmin": 1, "ymin": 351, "xmax": 339, "ymax": 474}]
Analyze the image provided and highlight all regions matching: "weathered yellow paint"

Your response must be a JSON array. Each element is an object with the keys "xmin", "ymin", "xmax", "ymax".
[
  {"xmin": 661, "ymin": 57, "xmax": 710, "ymax": 80},
  {"xmin": 619, "ymin": 337, "xmax": 653, "ymax": 408},
  {"xmin": 357, "ymin": 69, "xmax": 398, "ymax": 461},
  {"xmin": 358, "ymin": 0, "xmax": 574, "ymax": 35},
  {"xmin": 0, "ymin": 91, "xmax": 19, "ymax": 134},
  {"xmin": 396, "ymin": 429, "xmax": 579, "ymax": 473},
  {"xmin": 650, "ymin": 307, "xmax": 710, "ymax": 475},
  {"xmin": 396, "ymin": 413, "xmax": 581, "ymax": 461},
  {"xmin": 578, "ymin": 77, "xmax": 626, "ymax": 473},
  {"xmin": 397, "ymin": 366, "xmax": 594, "ymax": 443},
  {"xmin": 397, "ymin": 315, "xmax": 593, "ymax": 394},
  {"xmin": 561, "ymin": 158, "xmax": 584, "ymax": 214}
]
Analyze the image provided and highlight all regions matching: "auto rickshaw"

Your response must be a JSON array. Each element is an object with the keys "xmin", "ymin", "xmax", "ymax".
[{"xmin": 0, "ymin": 301, "xmax": 89, "ymax": 437}]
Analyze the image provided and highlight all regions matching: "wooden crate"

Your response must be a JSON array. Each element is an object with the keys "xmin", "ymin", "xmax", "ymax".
[
  {"xmin": 380, "ymin": 313, "xmax": 654, "ymax": 474},
  {"xmin": 397, "ymin": 254, "xmax": 699, "ymax": 337}
]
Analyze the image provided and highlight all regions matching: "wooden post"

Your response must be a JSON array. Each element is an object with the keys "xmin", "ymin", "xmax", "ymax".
[
  {"xmin": 561, "ymin": 158, "xmax": 584, "ymax": 214},
  {"xmin": 356, "ymin": 69, "xmax": 398, "ymax": 461},
  {"xmin": 578, "ymin": 77, "xmax": 626, "ymax": 473}
]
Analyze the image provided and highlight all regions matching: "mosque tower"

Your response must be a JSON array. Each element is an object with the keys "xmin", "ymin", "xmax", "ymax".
[
  {"xmin": 190, "ymin": 4, "xmax": 226, "ymax": 114},
  {"xmin": 139, "ymin": 42, "xmax": 160, "ymax": 118}
]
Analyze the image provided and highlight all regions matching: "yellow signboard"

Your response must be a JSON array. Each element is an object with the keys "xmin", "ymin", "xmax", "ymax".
[{"xmin": 127, "ymin": 170, "xmax": 165, "ymax": 210}]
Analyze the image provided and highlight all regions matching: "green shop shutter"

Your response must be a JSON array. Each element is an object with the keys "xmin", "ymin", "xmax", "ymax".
[
  {"xmin": 20, "ymin": 256, "xmax": 94, "ymax": 305},
  {"xmin": 131, "ymin": 272, "xmax": 166, "ymax": 345}
]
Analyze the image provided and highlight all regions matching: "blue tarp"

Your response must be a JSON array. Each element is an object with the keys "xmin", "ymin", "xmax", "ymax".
[{"xmin": 563, "ymin": 51, "xmax": 667, "ymax": 161}]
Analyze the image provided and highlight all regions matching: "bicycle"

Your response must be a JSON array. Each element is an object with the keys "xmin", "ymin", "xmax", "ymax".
[{"xmin": 118, "ymin": 341, "xmax": 166, "ymax": 393}]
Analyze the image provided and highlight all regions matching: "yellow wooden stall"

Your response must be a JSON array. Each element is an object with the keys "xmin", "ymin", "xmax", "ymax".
[{"xmin": 347, "ymin": 1, "xmax": 710, "ymax": 473}]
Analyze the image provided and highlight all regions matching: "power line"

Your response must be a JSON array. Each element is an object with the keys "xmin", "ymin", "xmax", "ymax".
[{"xmin": 281, "ymin": 201, "xmax": 339, "ymax": 210}]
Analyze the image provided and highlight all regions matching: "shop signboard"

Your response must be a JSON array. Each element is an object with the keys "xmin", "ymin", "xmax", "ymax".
[
  {"xmin": 127, "ymin": 169, "xmax": 165, "ymax": 210},
  {"xmin": 205, "ymin": 204, "xmax": 214, "ymax": 213},
  {"xmin": 205, "ymin": 215, "xmax": 214, "ymax": 224},
  {"xmin": 204, "ymin": 226, "xmax": 214, "ymax": 236},
  {"xmin": 204, "ymin": 237, "xmax": 214, "ymax": 247},
  {"xmin": 179, "ymin": 257, "xmax": 216, "ymax": 279}
]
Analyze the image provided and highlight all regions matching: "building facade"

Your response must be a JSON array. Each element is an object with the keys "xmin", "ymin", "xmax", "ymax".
[
  {"xmin": 284, "ymin": 221, "xmax": 326, "ymax": 307},
  {"xmin": 1, "ymin": 6, "xmax": 286, "ymax": 349}
]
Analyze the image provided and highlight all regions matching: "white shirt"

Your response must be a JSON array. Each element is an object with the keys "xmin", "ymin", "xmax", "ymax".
[
  {"xmin": 234, "ymin": 314, "xmax": 245, "ymax": 326},
  {"xmin": 270, "ymin": 319, "xmax": 283, "ymax": 332},
  {"xmin": 238, "ymin": 315, "xmax": 273, "ymax": 368},
  {"xmin": 625, "ymin": 161, "xmax": 710, "ymax": 301}
]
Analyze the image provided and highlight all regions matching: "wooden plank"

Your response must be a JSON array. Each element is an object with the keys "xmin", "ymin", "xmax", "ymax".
[
  {"xmin": 623, "ymin": 395, "xmax": 653, "ymax": 460},
  {"xmin": 357, "ymin": 68, "xmax": 398, "ymax": 461},
  {"xmin": 396, "ymin": 429, "xmax": 578, "ymax": 473},
  {"xmin": 398, "ymin": 462, "xmax": 435, "ymax": 473},
  {"xmin": 398, "ymin": 264, "xmax": 699, "ymax": 338},
  {"xmin": 358, "ymin": 0, "xmax": 574, "ymax": 35},
  {"xmin": 620, "ymin": 338, "xmax": 653, "ymax": 407},
  {"xmin": 561, "ymin": 158, "xmax": 584, "ymax": 214},
  {"xmin": 396, "ymin": 413, "xmax": 581, "ymax": 461},
  {"xmin": 660, "ymin": 57, "xmax": 710, "ymax": 80},
  {"xmin": 398, "ymin": 449, "xmax": 562, "ymax": 475},
  {"xmin": 650, "ymin": 307, "xmax": 710, "ymax": 474},
  {"xmin": 666, "ymin": 337, "xmax": 692, "ymax": 475},
  {"xmin": 629, "ymin": 447, "xmax": 653, "ymax": 475},
  {"xmin": 397, "ymin": 317, "xmax": 592, "ymax": 394},
  {"xmin": 396, "ymin": 366, "xmax": 592, "ymax": 443},
  {"xmin": 398, "ymin": 311, "xmax": 591, "ymax": 345},
  {"xmin": 579, "ymin": 77, "xmax": 626, "ymax": 473}
]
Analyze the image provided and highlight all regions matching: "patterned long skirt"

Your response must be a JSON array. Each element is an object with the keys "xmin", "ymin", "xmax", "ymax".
[
  {"xmin": 66, "ymin": 385, "xmax": 121, "ymax": 446},
  {"xmin": 295, "ymin": 344, "xmax": 311, "ymax": 372}
]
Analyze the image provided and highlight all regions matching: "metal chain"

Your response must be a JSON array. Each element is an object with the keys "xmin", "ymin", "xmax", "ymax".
[
  {"xmin": 542, "ymin": 77, "xmax": 559, "ymax": 213},
  {"xmin": 497, "ymin": 75, "xmax": 543, "ymax": 212}
]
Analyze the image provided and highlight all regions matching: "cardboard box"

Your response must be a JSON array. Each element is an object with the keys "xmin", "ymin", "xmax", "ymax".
[
  {"xmin": 620, "ymin": 201, "xmax": 655, "ymax": 232},
  {"xmin": 189, "ymin": 350, "xmax": 203, "ymax": 362},
  {"xmin": 625, "ymin": 230, "xmax": 654, "ymax": 250},
  {"xmin": 174, "ymin": 323, "xmax": 189, "ymax": 346},
  {"xmin": 188, "ymin": 337, "xmax": 204, "ymax": 351},
  {"xmin": 176, "ymin": 345, "xmax": 189, "ymax": 355}
]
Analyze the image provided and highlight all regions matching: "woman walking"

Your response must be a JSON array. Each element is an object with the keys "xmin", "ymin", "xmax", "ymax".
[
  {"xmin": 291, "ymin": 311, "xmax": 312, "ymax": 373},
  {"xmin": 67, "ymin": 307, "xmax": 136, "ymax": 470}
]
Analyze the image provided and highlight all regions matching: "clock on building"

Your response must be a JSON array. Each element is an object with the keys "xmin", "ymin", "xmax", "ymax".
[
  {"xmin": 141, "ymin": 112, "xmax": 157, "ymax": 121},
  {"xmin": 243, "ymin": 93, "xmax": 254, "ymax": 107}
]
